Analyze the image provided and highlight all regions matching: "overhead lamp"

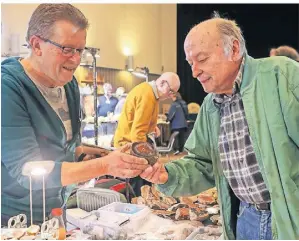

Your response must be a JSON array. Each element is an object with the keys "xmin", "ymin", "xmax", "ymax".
[
  {"xmin": 22, "ymin": 161, "xmax": 55, "ymax": 225},
  {"xmin": 125, "ymin": 56, "xmax": 134, "ymax": 72}
]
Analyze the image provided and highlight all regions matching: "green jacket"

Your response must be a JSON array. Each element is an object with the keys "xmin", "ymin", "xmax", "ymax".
[
  {"xmin": 1, "ymin": 58, "xmax": 81, "ymax": 223},
  {"xmin": 158, "ymin": 55, "xmax": 299, "ymax": 239}
]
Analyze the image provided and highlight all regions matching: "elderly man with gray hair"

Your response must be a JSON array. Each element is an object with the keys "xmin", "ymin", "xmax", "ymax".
[
  {"xmin": 1, "ymin": 4, "xmax": 149, "ymax": 225},
  {"xmin": 141, "ymin": 14, "xmax": 299, "ymax": 239}
]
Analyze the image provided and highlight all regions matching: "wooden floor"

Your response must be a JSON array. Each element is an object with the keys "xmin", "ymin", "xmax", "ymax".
[{"xmin": 159, "ymin": 151, "xmax": 188, "ymax": 163}]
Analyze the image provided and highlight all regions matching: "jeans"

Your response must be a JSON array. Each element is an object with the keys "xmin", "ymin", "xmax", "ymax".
[
  {"xmin": 172, "ymin": 128, "xmax": 187, "ymax": 152},
  {"xmin": 236, "ymin": 201, "xmax": 272, "ymax": 240}
]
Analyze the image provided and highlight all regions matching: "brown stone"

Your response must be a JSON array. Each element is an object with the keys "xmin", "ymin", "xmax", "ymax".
[
  {"xmin": 140, "ymin": 185, "xmax": 152, "ymax": 200},
  {"xmin": 131, "ymin": 197, "xmax": 138, "ymax": 204},
  {"xmin": 130, "ymin": 142, "xmax": 158, "ymax": 166},
  {"xmin": 151, "ymin": 186, "xmax": 162, "ymax": 200},
  {"xmin": 197, "ymin": 194, "xmax": 216, "ymax": 205},
  {"xmin": 162, "ymin": 196, "xmax": 177, "ymax": 206},
  {"xmin": 189, "ymin": 208, "xmax": 210, "ymax": 221},
  {"xmin": 175, "ymin": 208, "xmax": 190, "ymax": 220},
  {"xmin": 136, "ymin": 196, "xmax": 147, "ymax": 205},
  {"xmin": 210, "ymin": 215, "xmax": 221, "ymax": 225},
  {"xmin": 168, "ymin": 203, "xmax": 189, "ymax": 212},
  {"xmin": 179, "ymin": 197, "xmax": 198, "ymax": 208},
  {"xmin": 151, "ymin": 209, "xmax": 176, "ymax": 216}
]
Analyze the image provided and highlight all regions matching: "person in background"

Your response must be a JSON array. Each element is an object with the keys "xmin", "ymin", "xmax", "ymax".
[
  {"xmin": 269, "ymin": 45, "xmax": 299, "ymax": 61},
  {"xmin": 97, "ymin": 82, "xmax": 118, "ymax": 117},
  {"xmin": 78, "ymin": 84, "xmax": 93, "ymax": 119},
  {"xmin": 166, "ymin": 92, "xmax": 189, "ymax": 155},
  {"xmin": 97, "ymin": 83, "xmax": 119, "ymax": 135},
  {"xmin": 114, "ymin": 86, "xmax": 127, "ymax": 116},
  {"xmin": 114, "ymin": 72, "xmax": 180, "ymax": 196},
  {"xmin": 1, "ymin": 3, "xmax": 149, "ymax": 226},
  {"xmin": 141, "ymin": 14, "xmax": 299, "ymax": 240}
]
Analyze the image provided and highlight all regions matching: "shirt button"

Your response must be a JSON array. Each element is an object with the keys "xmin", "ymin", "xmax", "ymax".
[{"xmin": 237, "ymin": 132, "xmax": 241, "ymax": 136}]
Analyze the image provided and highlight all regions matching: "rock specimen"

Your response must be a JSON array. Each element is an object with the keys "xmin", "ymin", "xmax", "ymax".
[{"xmin": 130, "ymin": 142, "xmax": 158, "ymax": 166}]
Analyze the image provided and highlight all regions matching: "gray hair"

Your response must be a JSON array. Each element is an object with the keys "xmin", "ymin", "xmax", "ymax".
[
  {"xmin": 26, "ymin": 4, "xmax": 89, "ymax": 44},
  {"xmin": 273, "ymin": 45, "xmax": 299, "ymax": 61},
  {"xmin": 103, "ymin": 83, "xmax": 112, "ymax": 91},
  {"xmin": 212, "ymin": 11, "xmax": 246, "ymax": 59},
  {"xmin": 116, "ymin": 87, "xmax": 125, "ymax": 97}
]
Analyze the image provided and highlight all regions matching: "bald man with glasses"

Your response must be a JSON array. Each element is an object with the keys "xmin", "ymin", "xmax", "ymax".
[{"xmin": 113, "ymin": 72, "xmax": 180, "ymax": 196}]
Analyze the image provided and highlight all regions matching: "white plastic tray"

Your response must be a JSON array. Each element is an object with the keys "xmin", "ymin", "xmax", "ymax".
[{"xmin": 98, "ymin": 202, "xmax": 151, "ymax": 233}]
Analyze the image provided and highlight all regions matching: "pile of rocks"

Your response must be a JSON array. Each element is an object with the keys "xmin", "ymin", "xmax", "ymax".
[{"xmin": 131, "ymin": 185, "xmax": 222, "ymax": 226}]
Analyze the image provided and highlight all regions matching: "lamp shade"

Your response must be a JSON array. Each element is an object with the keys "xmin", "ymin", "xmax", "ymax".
[
  {"xmin": 132, "ymin": 71, "xmax": 147, "ymax": 79},
  {"xmin": 22, "ymin": 161, "xmax": 55, "ymax": 177},
  {"xmin": 132, "ymin": 67, "xmax": 149, "ymax": 80},
  {"xmin": 126, "ymin": 56, "xmax": 134, "ymax": 71}
]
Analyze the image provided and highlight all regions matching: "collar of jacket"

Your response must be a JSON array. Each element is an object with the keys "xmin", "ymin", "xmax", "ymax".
[
  {"xmin": 148, "ymin": 80, "xmax": 159, "ymax": 99},
  {"xmin": 207, "ymin": 54, "xmax": 259, "ymax": 113}
]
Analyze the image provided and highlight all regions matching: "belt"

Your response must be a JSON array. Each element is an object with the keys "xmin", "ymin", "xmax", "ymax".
[{"xmin": 254, "ymin": 203, "xmax": 271, "ymax": 211}]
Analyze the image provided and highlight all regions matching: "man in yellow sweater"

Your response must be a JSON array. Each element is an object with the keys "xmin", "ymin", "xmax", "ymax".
[
  {"xmin": 114, "ymin": 72, "xmax": 180, "ymax": 196},
  {"xmin": 114, "ymin": 72, "xmax": 180, "ymax": 147}
]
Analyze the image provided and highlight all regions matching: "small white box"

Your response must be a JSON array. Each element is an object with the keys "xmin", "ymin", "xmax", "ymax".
[{"xmin": 98, "ymin": 202, "xmax": 151, "ymax": 233}]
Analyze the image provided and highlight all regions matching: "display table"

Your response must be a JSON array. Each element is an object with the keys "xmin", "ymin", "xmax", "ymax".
[{"xmin": 65, "ymin": 206, "xmax": 222, "ymax": 240}]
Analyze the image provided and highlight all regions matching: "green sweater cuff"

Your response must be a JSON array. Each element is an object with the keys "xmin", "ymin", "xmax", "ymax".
[{"xmin": 157, "ymin": 162, "xmax": 179, "ymax": 196}]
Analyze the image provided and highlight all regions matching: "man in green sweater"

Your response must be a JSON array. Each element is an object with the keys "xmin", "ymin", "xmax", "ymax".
[
  {"xmin": 141, "ymin": 14, "xmax": 299, "ymax": 239},
  {"xmin": 1, "ymin": 4, "xmax": 149, "ymax": 225}
]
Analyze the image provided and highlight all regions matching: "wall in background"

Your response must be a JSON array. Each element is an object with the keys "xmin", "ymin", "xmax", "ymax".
[
  {"xmin": 161, "ymin": 4, "xmax": 177, "ymax": 73},
  {"xmin": 1, "ymin": 3, "xmax": 177, "ymax": 86},
  {"xmin": 77, "ymin": 65, "xmax": 159, "ymax": 94}
]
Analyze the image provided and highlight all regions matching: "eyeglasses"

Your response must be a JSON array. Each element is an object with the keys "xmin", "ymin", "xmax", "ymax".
[
  {"xmin": 163, "ymin": 80, "xmax": 176, "ymax": 95},
  {"xmin": 37, "ymin": 36, "xmax": 85, "ymax": 57}
]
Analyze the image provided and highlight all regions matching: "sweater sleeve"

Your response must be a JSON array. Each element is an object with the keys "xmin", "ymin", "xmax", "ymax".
[
  {"xmin": 158, "ymin": 100, "xmax": 215, "ymax": 197},
  {"xmin": 130, "ymin": 92, "xmax": 157, "ymax": 142},
  {"xmin": 1, "ymin": 74, "xmax": 63, "ymax": 190}
]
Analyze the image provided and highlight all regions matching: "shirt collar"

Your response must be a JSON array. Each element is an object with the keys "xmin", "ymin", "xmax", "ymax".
[
  {"xmin": 213, "ymin": 56, "xmax": 245, "ymax": 106},
  {"xmin": 148, "ymin": 80, "xmax": 159, "ymax": 100}
]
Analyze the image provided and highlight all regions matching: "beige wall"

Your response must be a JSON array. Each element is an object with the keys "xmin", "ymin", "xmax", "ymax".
[
  {"xmin": 161, "ymin": 4, "xmax": 177, "ymax": 73},
  {"xmin": 1, "ymin": 3, "xmax": 177, "ymax": 75}
]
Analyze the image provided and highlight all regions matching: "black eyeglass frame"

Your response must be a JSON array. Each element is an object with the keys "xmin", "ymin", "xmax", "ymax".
[
  {"xmin": 163, "ymin": 80, "xmax": 176, "ymax": 95},
  {"xmin": 37, "ymin": 36, "xmax": 86, "ymax": 56}
]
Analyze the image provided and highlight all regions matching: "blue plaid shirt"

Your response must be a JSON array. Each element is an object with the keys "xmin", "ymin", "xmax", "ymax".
[{"xmin": 213, "ymin": 57, "xmax": 271, "ymax": 204}]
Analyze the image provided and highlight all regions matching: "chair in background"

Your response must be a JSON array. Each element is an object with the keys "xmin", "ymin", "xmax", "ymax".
[
  {"xmin": 155, "ymin": 131, "xmax": 179, "ymax": 161},
  {"xmin": 187, "ymin": 102, "xmax": 200, "ymax": 122},
  {"xmin": 187, "ymin": 102, "xmax": 200, "ymax": 114}
]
